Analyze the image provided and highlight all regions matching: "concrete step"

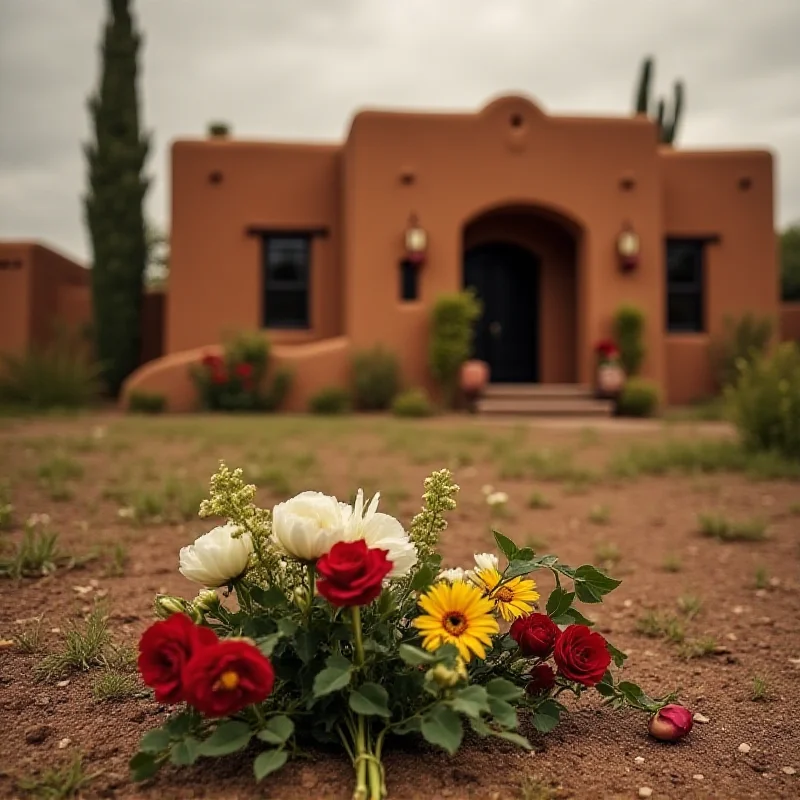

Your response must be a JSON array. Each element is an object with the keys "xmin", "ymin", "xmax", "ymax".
[
  {"xmin": 483, "ymin": 383, "xmax": 593, "ymax": 400},
  {"xmin": 476, "ymin": 397, "xmax": 614, "ymax": 416}
]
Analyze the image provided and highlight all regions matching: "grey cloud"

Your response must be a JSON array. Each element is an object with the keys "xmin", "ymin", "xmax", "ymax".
[{"xmin": 1, "ymin": 0, "xmax": 798, "ymax": 262}]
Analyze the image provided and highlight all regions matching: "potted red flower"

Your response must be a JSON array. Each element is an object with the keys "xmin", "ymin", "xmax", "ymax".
[
  {"xmin": 459, "ymin": 359, "xmax": 490, "ymax": 412},
  {"xmin": 594, "ymin": 339, "xmax": 625, "ymax": 399}
]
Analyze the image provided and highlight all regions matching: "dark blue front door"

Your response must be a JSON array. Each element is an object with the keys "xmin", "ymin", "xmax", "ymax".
[{"xmin": 463, "ymin": 242, "xmax": 539, "ymax": 383}]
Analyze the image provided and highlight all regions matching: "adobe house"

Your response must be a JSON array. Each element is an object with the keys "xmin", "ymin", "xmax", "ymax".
[{"xmin": 122, "ymin": 94, "xmax": 778, "ymax": 411}]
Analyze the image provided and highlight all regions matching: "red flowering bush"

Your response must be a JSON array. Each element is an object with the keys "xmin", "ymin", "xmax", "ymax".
[
  {"xmin": 595, "ymin": 338, "xmax": 620, "ymax": 365},
  {"xmin": 509, "ymin": 612, "xmax": 561, "ymax": 658},
  {"xmin": 525, "ymin": 663, "xmax": 556, "ymax": 696},
  {"xmin": 183, "ymin": 639, "xmax": 275, "ymax": 718},
  {"xmin": 553, "ymin": 624, "xmax": 612, "ymax": 687},
  {"xmin": 316, "ymin": 540, "xmax": 392, "ymax": 607},
  {"xmin": 137, "ymin": 613, "xmax": 218, "ymax": 703},
  {"xmin": 190, "ymin": 332, "xmax": 291, "ymax": 412}
]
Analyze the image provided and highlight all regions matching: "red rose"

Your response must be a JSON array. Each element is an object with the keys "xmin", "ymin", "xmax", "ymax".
[
  {"xmin": 202, "ymin": 353, "xmax": 223, "ymax": 369},
  {"xmin": 553, "ymin": 624, "xmax": 611, "ymax": 687},
  {"xmin": 235, "ymin": 363, "xmax": 254, "ymax": 380},
  {"xmin": 211, "ymin": 369, "xmax": 227, "ymax": 385},
  {"xmin": 138, "ymin": 613, "xmax": 218, "ymax": 704},
  {"xmin": 316, "ymin": 540, "xmax": 392, "ymax": 607},
  {"xmin": 183, "ymin": 639, "xmax": 275, "ymax": 718},
  {"xmin": 525, "ymin": 663, "xmax": 556, "ymax": 696},
  {"xmin": 509, "ymin": 613, "xmax": 562, "ymax": 659}
]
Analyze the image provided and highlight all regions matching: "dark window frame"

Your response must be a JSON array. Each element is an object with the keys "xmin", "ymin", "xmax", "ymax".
[
  {"xmin": 666, "ymin": 238, "xmax": 706, "ymax": 333},
  {"xmin": 400, "ymin": 259, "xmax": 419, "ymax": 301},
  {"xmin": 261, "ymin": 234, "xmax": 312, "ymax": 330}
]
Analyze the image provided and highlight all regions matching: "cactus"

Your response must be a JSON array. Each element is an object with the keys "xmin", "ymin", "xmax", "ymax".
[{"xmin": 632, "ymin": 56, "xmax": 685, "ymax": 146}]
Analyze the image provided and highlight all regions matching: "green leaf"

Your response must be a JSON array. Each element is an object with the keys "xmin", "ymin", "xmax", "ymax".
[
  {"xmin": 532, "ymin": 699, "xmax": 563, "ymax": 733},
  {"xmin": 606, "ymin": 641, "xmax": 628, "ymax": 668},
  {"xmin": 164, "ymin": 713, "xmax": 195, "ymax": 737},
  {"xmin": 294, "ymin": 630, "xmax": 323, "ymax": 664},
  {"xmin": 399, "ymin": 644, "xmax": 437, "ymax": 666},
  {"xmin": 493, "ymin": 530, "xmax": 517, "ymax": 561},
  {"xmin": 249, "ymin": 584, "xmax": 287, "ymax": 608},
  {"xmin": 449, "ymin": 685, "xmax": 490, "ymax": 719},
  {"xmin": 349, "ymin": 683, "xmax": 391, "ymax": 718},
  {"xmin": 487, "ymin": 697, "xmax": 517, "ymax": 729},
  {"xmin": 253, "ymin": 749, "xmax": 288, "ymax": 782},
  {"xmin": 553, "ymin": 562, "xmax": 576, "ymax": 578},
  {"xmin": 198, "ymin": 721, "xmax": 253, "ymax": 757},
  {"xmin": 258, "ymin": 632, "xmax": 283, "ymax": 657},
  {"xmin": 546, "ymin": 587, "xmax": 575, "ymax": 618},
  {"xmin": 468, "ymin": 716, "xmax": 491, "ymax": 736},
  {"xmin": 515, "ymin": 546, "xmax": 535, "ymax": 561},
  {"xmin": 504, "ymin": 559, "xmax": 537, "ymax": 580},
  {"xmin": 552, "ymin": 606, "xmax": 595, "ymax": 627},
  {"xmin": 595, "ymin": 671, "xmax": 616, "ymax": 698},
  {"xmin": 421, "ymin": 705, "xmax": 464, "ymax": 755},
  {"xmin": 277, "ymin": 618, "xmax": 298, "ymax": 637},
  {"xmin": 493, "ymin": 730, "xmax": 533, "ymax": 749},
  {"xmin": 139, "ymin": 728, "xmax": 171, "ymax": 754},
  {"xmin": 256, "ymin": 715, "xmax": 294, "ymax": 746},
  {"xmin": 573, "ymin": 565, "xmax": 622, "ymax": 604},
  {"xmin": 410, "ymin": 563, "xmax": 437, "ymax": 591},
  {"xmin": 129, "ymin": 752, "xmax": 160, "ymax": 782},
  {"xmin": 171, "ymin": 737, "xmax": 201, "ymax": 766},
  {"xmin": 312, "ymin": 654, "xmax": 353, "ymax": 698},
  {"xmin": 486, "ymin": 678, "xmax": 523, "ymax": 702},
  {"xmin": 393, "ymin": 717, "xmax": 422, "ymax": 735}
]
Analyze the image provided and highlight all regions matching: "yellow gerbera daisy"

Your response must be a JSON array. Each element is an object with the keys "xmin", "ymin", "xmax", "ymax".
[
  {"xmin": 472, "ymin": 568, "xmax": 539, "ymax": 622},
  {"xmin": 413, "ymin": 581, "xmax": 500, "ymax": 662}
]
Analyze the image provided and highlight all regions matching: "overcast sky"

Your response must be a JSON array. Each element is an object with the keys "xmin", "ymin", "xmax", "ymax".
[{"xmin": 1, "ymin": 0, "xmax": 799, "ymax": 262}]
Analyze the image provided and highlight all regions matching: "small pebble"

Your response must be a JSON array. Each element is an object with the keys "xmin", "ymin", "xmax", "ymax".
[
  {"xmin": 638, "ymin": 788, "xmax": 653, "ymax": 799},
  {"xmin": 782, "ymin": 767, "xmax": 797, "ymax": 775},
  {"xmin": 726, "ymin": 632, "xmax": 738, "ymax": 641},
  {"xmin": 755, "ymin": 590, "xmax": 767, "ymax": 598},
  {"xmin": 693, "ymin": 713, "xmax": 710, "ymax": 724},
  {"xmin": 738, "ymin": 743, "xmax": 752, "ymax": 754},
  {"xmin": 623, "ymin": 599, "xmax": 633, "ymax": 608},
  {"xmin": 56, "ymin": 680, "xmax": 70, "ymax": 688},
  {"xmin": 732, "ymin": 605, "xmax": 744, "ymax": 615},
  {"xmin": 0, "ymin": 639, "xmax": 14, "ymax": 649},
  {"xmin": 58, "ymin": 738, "xmax": 71, "ymax": 749},
  {"xmin": 634, "ymin": 756, "xmax": 645, "ymax": 764},
  {"xmin": 693, "ymin": 774, "xmax": 704, "ymax": 781}
]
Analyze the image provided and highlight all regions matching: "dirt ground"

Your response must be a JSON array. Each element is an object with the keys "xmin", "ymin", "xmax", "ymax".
[{"xmin": 1, "ymin": 413, "xmax": 798, "ymax": 800}]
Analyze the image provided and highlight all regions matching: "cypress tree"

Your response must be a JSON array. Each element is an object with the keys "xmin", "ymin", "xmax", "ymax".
[{"xmin": 84, "ymin": 0, "xmax": 150, "ymax": 395}]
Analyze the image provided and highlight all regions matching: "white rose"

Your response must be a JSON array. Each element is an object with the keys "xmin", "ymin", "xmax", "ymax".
[
  {"xmin": 342, "ymin": 489, "xmax": 418, "ymax": 578},
  {"xmin": 472, "ymin": 552, "xmax": 499, "ymax": 573},
  {"xmin": 179, "ymin": 523, "xmax": 253, "ymax": 587},
  {"xmin": 437, "ymin": 567, "xmax": 467, "ymax": 583},
  {"xmin": 271, "ymin": 491, "xmax": 347, "ymax": 561}
]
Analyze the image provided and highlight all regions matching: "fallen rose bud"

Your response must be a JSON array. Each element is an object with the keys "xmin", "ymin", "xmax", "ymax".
[{"xmin": 648, "ymin": 704, "xmax": 693, "ymax": 742}]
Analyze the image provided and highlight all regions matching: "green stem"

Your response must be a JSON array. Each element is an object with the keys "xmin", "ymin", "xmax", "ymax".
[
  {"xmin": 353, "ymin": 714, "xmax": 368, "ymax": 800},
  {"xmin": 306, "ymin": 562, "xmax": 316, "ymax": 622},
  {"xmin": 351, "ymin": 606, "xmax": 365, "ymax": 667}
]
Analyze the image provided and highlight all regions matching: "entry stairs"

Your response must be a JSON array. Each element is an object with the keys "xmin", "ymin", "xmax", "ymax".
[{"xmin": 475, "ymin": 383, "xmax": 614, "ymax": 417}]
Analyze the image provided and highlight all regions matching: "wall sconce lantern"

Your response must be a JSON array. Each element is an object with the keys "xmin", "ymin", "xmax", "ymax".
[
  {"xmin": 404, "ymin": 213, "xmax": 428, "ymax": 265},
  {"xmin": 617, "ymin": 221, "xmax": 640, "ymax": 273}
]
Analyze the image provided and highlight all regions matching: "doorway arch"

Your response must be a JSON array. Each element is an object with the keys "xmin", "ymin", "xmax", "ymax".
[{"xmin": 463, "ymin": 204, "xmax": 581, "ymax": 384}]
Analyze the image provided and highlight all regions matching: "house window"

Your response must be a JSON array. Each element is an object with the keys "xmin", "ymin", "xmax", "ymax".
[
  {"xmin": 666, "ymin": 239, "xmax": 705, "ymax": 332},
  {"xmin": 262, "ymin": 236, "xmax": 310, "ymax": 328},
  {"xmin": 400, "ymin": 259, "xmax": 419, "ymax": 301}
]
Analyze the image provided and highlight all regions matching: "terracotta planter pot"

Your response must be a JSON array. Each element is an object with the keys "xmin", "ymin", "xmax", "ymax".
[
  {"xmin": 460, "ymin": 360, "xmax": 490, "ymax": 397},
  {"xmin": 596, "ymin": 363, "xmax": 625, "ymax": 398}
]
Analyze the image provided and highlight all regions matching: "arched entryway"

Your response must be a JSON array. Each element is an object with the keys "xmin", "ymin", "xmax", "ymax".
[{"xmin": 463, "ymin": 204, "xmax": 581, "ymax": 384}]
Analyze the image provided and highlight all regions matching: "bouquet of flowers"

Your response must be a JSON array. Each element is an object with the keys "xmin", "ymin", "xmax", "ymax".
[
  {"xmin": 595, "ymin": 338, "xmax": 621, "ymax": 366},
  {"xmin": 131, "ymin": 464, "xmax": 675, "ymax": 799}
]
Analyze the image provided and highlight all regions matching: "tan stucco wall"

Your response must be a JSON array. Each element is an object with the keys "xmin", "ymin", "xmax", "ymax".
[{"xmin": 168, "ymin": 141, "xmax": 343, "ymax": 354}]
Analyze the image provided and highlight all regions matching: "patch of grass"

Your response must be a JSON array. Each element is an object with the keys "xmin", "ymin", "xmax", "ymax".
[
  {"xmin": 34, "ymin": 605, "xmax": 113, "ymax": 681},
  {"xmin": 788, "ymin": 502, "xmax": 800, "ymax": 516},
  {"xmin": 697, "ymin": 513, "xmax": 768, "ymax": 542},
  {"xmin": 562, "ymin": 476, "xmax": 594, "ymax": 495},
  {"xmin": 250, "ymin": 465, "xmax": 293, "ymax": 495},
  {"xmin": 0, "ymin": 481, "xmax": 13, "ymax": 530},
  {"xmin": 636, "ymin": 611, "xmax": 685, "ymax": 644},
  {"xmin": 588, "ymin": 504, "xmax": 611, "ymax": 525},
  {"xmin": 677, "ymin": 594, "xmax": 703, "ymax": 620},
  {"xmin": 106, "ymin": 542, "xmax": 129, "ymax": 577},
  {"xmin": 14, "ymin": 618, "xmax": 44, "ymax": 653},
  {"xmin": 91, "ymin": 669, "xmax": 140, "ymax": 701},
  {"xmin": 750, "ymin": 675, "xmax": 771, "ymax": 702},
  {"xmin": 499, "ymin": 457, "xmax": 526, "ymax": 480},
  {"xmin": 37, "ymin": 453, "xmax": 84, "ymax": 482},
  {"xmin": 754, "ymin": 565, "xmax": 770, "ymax": 590},
  {"xmin": 527, "ymin": 490, "xmax": 553, "ymax": 510},
  {"xmin": 678, "ymin": 636, "xmax": 718, "ymax": 660},
  {"xmin": 578, "ymin": 427, "xmax": 601, "ymax": 447},
  {"xmin": 0, "ymin": 526, "xmax": 65, "ymax": 578},
  {"xmin": 663, "ymin": 397, "xmax": 726, "ymax": 422},
  {"xmin": 594, "ymin": 541, "xmax": 621, "ymax": 567},
  {"xmin": 16, "ymin": 753, "xmax": 100, "ymax": 799},
  {"xmin": 661, "ymin": 552, "xmax": 682, "ymax": 573},
  {"xmin": 517, "ymin": 775, "xmax": 560, "ymax": 800}
]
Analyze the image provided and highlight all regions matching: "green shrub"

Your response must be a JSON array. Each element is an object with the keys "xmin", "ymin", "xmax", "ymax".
[
  {"xmin": 351, "ymin": 347, "xmax": 399, "ymax": 410},
  {"xmin": 127, "ymin": 390, "xmax": 166, "ymax": 414},
  {"xmin": 725, "ymin": 342, "xmax": 800, "ymax": 459},
  {"xmin": 711, "ymin": 313, "xmax": 773, "ymax": 389},
  {"xmin": 392, "ymin": 388, "xmax": 433, "ymax": 418},
  {"xmin": 429, "ymin": 290, "xmax": 482, "ymax": 407},
  {"xmin": 309, "ymin": 387, "xmax": 351, "ymax": 415},
  {"xmin": 613, "ymin": 305, "xmax": 646, "ymax": 376},
  {"xmin": 0, "ymin": 327, "xmax": 102, "ymax": 409},
  {"xmin": 190, "ymin": 332, "xmax": 291, "ymax": 412},
  {"xmin": 617, "ymin": 378, "xmax": 660, "ymax": 417}
]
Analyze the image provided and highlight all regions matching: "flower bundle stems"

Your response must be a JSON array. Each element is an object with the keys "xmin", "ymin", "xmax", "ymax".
[{"xmin": 130, "ymin": 463, "xmax": 684, "ymax": 798}]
